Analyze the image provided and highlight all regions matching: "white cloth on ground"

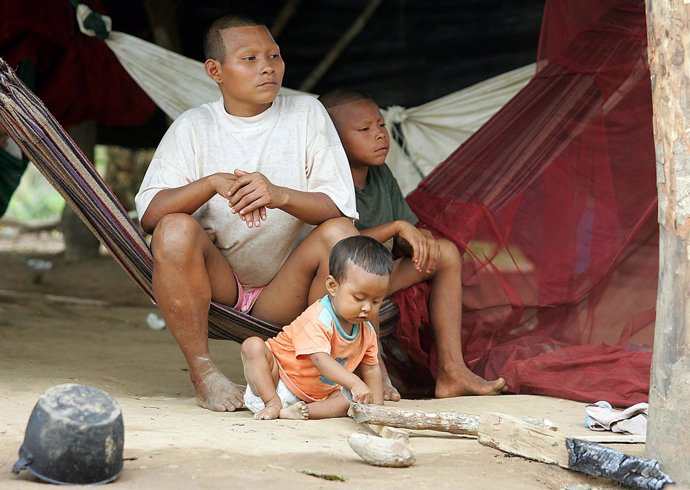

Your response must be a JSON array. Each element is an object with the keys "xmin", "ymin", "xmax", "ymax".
[{"xmin": 585, "ymin": 401, "xmax": 648, "ymax": 435}]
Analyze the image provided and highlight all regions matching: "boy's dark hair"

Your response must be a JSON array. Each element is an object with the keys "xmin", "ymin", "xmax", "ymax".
[
  {"xmin": 329, "ymin": 236, "xmax": 392, "ymax": 283},
  {"xmin": 204, "ymin": 15, "xmax": 263, "ymax": 61},
  {"xmin": 318, "ymin": 89, "xmax": 375, "ymax": 110}
]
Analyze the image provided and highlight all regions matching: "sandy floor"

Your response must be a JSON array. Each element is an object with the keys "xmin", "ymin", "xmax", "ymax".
[{"xmin": 0, "ymin": 227, "xmax": 643, "ymax": 489}]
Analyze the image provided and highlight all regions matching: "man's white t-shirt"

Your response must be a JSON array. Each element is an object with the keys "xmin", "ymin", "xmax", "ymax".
[{"xmin": 135, "ymin": 95, "xmax": 358, "ymax": 288}]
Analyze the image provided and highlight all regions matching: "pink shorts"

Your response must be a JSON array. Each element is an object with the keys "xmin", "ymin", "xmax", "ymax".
[{"xmin": 233, "ymin": 275, "xmax": 265, "ymax": 314}]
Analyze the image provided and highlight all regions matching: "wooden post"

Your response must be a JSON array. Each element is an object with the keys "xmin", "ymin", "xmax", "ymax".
[
  {"xmin": 645, "ymin": 0, "xmax": 690, "ymax": 485},
  {"xmin": 270, "ymin": 0, "xmax": 303, "ymax": 39},
  {"xmin": 299, "ymin": 0, "xmax": 384, "ymax": 92}
]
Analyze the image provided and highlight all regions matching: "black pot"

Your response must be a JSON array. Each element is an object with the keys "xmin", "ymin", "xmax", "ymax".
[{"xmin": 12, "ymin": 384, "xmax": 124, "ymax": 485}]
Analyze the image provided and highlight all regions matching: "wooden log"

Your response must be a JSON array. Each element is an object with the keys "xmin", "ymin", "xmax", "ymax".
[
  {"xmin": 576, "ymin": 434, "xmax": 645, "ymax": 444},
  {"xmin": 0, "ymin": 288, "xmax": 109, "ymax": 306},
  {"xmin": 349, "ymin": 403, "xmax": 479, "ymax": 435},
  {"xmin": 364, "ymin": 422, "xmax": 409, "ymax": 441},
  {"xmin": 478, "ymin": 412, "xmax": 673, "ymax": 490},
  {"xmin": 348, "ymin": 403, "xmax": 556, "ymax": 435},
  {"xmin": 347, "ymin": 433, "xmax": 415, "ymax": 468},
  {"xmin": 479, "ymin": 412, "xmax": 569, "ymax": 466},
  {"xmin": 645, "ymin": 0, "xmax": 690, "ymax": 485}
]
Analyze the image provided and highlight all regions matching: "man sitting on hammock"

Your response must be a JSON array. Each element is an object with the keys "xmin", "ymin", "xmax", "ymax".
[
  {"xmin": 135, "ymin": 15, "xmax": 358, "ymax": 412},
  {"xmin": 319, "ymin": 89, "xmax": 506, "ymax": 398}
]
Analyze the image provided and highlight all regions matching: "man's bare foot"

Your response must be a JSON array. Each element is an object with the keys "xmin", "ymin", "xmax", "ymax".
[
  {"xmin": 279, "ymin": 401, "xmax": 308, "ymax": 420},
  {"xmin": 254, "ymin": 398, "xmax": 282, "ymax": 420},
  {"xmin": 192, "ymin": 369, "xmax": 245, "ymax": 412},
  {"xmin": 435, "ymin": 367, "xmax": 507, "ymax": 398},
  {"xmin": 383, "ymin": 378, "xmax": 401, "ymax": 401}
]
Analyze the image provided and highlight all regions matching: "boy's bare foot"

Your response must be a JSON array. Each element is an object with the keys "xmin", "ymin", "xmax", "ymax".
[
  {"xmin": 192, "ymin": 369, "xmax": 245, "ymax": 412},
  {"xmin": 279, "ymin": 401, "xmax": 309, "ymax": 420},
  {"xmin": 435, "ymin": 367, "xmax": 506, "ymax": 398},
  {"xmin": 254, "ymin": 398, "xmax": 282, "ymax": 420},
  {"xmin": 383, "ymin": 379, "xmax": 401, "ymax": 401}
]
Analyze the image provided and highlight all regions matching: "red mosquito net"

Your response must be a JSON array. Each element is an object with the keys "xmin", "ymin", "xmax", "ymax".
[{"xmin": 393, "ymin": 0, "xmax": 656, "ymax": 407}]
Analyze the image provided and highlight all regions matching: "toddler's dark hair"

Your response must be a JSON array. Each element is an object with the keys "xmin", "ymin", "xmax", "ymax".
[{"xmin": 329, "ymin": 236, "xmax": 392, "ymax": 283}]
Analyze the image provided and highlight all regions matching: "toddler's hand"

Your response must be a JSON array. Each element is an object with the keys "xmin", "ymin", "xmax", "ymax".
[{"xmin": 350, "ymin": 380, "xmax": 373, "ymax": 404}]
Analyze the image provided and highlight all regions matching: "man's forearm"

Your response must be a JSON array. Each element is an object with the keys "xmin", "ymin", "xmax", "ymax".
[
  {"xmin": 140, "ymin": 177, "xmax": 217, "ymax": 233},
  {"xmin": 279, "ymin": 189, "xmax": 344, "ymax": 225}
]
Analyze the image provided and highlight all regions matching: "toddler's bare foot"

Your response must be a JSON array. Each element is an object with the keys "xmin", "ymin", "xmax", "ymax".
[
  {"xmin": 254, "ymin": 398, "xmax": 282, "ymax": 420},
  {"xmin": 279, "ymin": 401, "xmax": 308, "ymax": 420},
  {"xmin": 192, "ymin": 368, "xmax": 245, "ymax": 412},
  {"xmin": 383, "ymin": 379, "xmax": 401, "ymax": 401},
  {"xmin": 435, "ymin": 367, "xmax": 506, "ymax": 398}
]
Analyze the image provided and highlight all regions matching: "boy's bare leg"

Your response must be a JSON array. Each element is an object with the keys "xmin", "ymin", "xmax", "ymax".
[
  {"xmin": 305, "ymin": 390, "xmax": 351, "ymax": 419},
  {"xmin": 251, "ymin": 217, "xmax": 358, "ymax": 324},
  {"xmin": 240, "ymin": 337, "xmax": 285, "ymax": 420},
  {"xmin": 151, "ymin": 213, "xmax": 245, "ymax": 411},
  {"xmin": 379, "ymin": 356, "xmax": 402, "ymax": 401},
  {"xmin": 390, "ymin": 239, "xmax": 506, "ymax": 397},
  {"xmin": 369, "ymin": 317, "xmax": 401, "ymax": 401}
]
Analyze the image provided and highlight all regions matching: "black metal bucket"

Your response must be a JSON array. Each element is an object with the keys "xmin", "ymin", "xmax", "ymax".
[{"xmin": 12, "ymin": 384, "xmax": 124, "ymax": 485}]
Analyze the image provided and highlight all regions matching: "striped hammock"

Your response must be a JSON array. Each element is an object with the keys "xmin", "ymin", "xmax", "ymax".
[{"xmin": 0, "ymin": 58, "xmax": 398, "ymax": 341}]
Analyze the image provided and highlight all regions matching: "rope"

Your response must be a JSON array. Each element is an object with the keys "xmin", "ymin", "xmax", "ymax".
[{"xmin": 72, "ymin": 2, "xmax": 112, "ymax": 39}]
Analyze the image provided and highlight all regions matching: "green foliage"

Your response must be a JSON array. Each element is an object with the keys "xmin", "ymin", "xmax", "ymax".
[
  {"xmin": 4, "ymin": 146, "xmax": 110, "ymax": 226},
  {"xmin": 4, "ymin": 163, "xmax": 64, "ymax": 225}
]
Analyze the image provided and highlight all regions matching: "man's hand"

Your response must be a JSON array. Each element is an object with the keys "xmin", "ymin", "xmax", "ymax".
[
  {"xmin": 208, "ymin": 171, "xmax": 267, "ymax": 229},
  {"xmin": 396, "ymin": 221, "xmax": 441, "ymax": 273},
  {"xmin": 350, "ymin": 379, "xmax": 374, "ymax": 404},
  {"xmin": 225, "ymin": 169, "xmax": 286, "ymax": 228}
]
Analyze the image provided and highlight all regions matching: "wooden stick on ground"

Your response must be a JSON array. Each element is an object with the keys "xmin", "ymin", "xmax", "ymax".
[
  {"xmin": 478, "ymin": 412, "xmax": 672, "ymax": 490},
  {"xmin": 348, "ymin": 403, "xmax": 558, "ymax": 436},
  {"xmin": 349, "ymin": 402, "xmax": 480, "ymax": 435}
]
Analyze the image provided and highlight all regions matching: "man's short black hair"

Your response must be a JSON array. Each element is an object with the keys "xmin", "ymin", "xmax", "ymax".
[
  {"xmin": 318, "ymin": 89, "xmax": 375, "ymax": 110},
  {"xmin": 204, "ymin": 15, "xmax": 263, "ymax": 61},
  {"xmin": 329, "ymin": 236, "xmax": 392, "ymax": 284}
]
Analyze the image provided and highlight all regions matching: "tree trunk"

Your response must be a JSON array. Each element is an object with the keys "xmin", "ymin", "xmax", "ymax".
[{"xmin": 645, "ymin": 0, "xmax": 690, "ymax": 485}]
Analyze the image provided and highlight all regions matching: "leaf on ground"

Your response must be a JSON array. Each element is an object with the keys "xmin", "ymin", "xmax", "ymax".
[{"xmin": 300, "ymin": 469, "xmax": 345, "ymax": 482}]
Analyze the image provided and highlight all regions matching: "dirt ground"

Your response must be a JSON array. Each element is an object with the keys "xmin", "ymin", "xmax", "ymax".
[{"xmin": 0, "ymin": 224, "xmax": 644, "ymax": 489}]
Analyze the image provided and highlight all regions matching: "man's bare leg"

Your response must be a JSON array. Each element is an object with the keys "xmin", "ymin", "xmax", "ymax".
[
  {"xmin": 151, "ymin": 213, "xmax": 245, "ymax": 411},
  {"xmin": 391, "ymin": 239, "xmax": 506, "ymax": 397},
  {"xmin": 251, "ymin": 217, "xmax": 358, "ymax": 324}
]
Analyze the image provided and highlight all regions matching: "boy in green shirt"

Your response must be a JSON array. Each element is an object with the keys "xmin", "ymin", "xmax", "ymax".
[{"xmin": 319, "ymin": 89, "xmax": 506, "ymax": 399}]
